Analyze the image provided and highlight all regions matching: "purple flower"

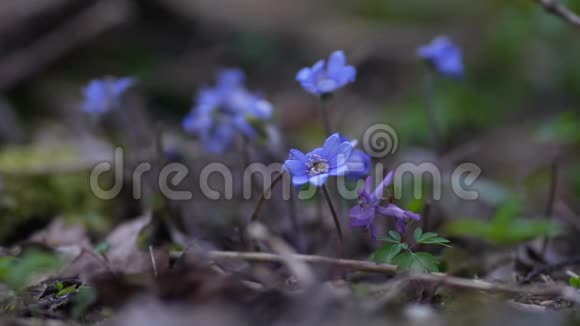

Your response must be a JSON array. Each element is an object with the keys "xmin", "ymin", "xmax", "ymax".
[
  {"xmin": 183, "ymin": 68, "xmax": 273, "ymax": 153},
  {"xmin": 296, "ymin": 50, "xmax": 356, "ymax": 96},
  {"xmin": 417, "ymin": 36, "xmax": 464, "ymax": 77},
  {"xmin": 81, "ymin": 77, "xmax": 136, "ymax": 115},
  {"xmin": 283, "ymin": 133, "xmax": 353, "ymax": 187},
  {"xmin": 349, "ymin": 172, "xmax": 421, "ymax": 239}
]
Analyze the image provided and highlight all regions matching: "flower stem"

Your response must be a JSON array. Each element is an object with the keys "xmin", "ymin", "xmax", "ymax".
[
  {"xmin": 288, "ymin": 187, "xmax": 302, "ymax": 250},
  {"xmin": 319, "ymin": 96, "xmax": 332, "ymax": 136},
  {"xmin": 250, "ymin": 171, "xmax": 286, "ymax": 222},
  {"xmin": 322, "ymin": 184, "xmax": 344, "ymax": 256},
  {"xmin": 239, "ymin": 136, "xmax": 259, "ymax": 196},
  {"xmin": 424, "ymin": 72, "xmax": 442, "ymax": 155},
  {"xmin": 541, "ymin": 157, "xmax": 559, "ymax": 257}
]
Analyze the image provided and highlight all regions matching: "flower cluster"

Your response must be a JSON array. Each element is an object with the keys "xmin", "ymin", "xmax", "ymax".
[
  {"xmin": 81, "ymin": 77, "xmax": 136, "ymax": 116},
  {"xmin": 349, "ymin": 171, "xmax": 421, "ymax": 240},
  {"xmin": 78, "ymin": 38, "xmax": 456, "ymax": 242},
  {"xmin": 182, "ymin": 69, "xmax": 273, "ymax": 153}
]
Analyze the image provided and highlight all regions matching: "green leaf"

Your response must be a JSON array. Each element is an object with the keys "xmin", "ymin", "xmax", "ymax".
[
  {"xmin": 444, "ymin": 216, "xmax": 562, "ymax": 246},
  {"xmin": 569, "ymin": 277, "xmax": 580, "ymax": 289},
  {"xmin": 378, "ymin": 231, "xmax": 402, "ymax": 244},
  {"xmin": 419, "ymin": 237, "xmax": 451, "ymax": 247},
  {"xmin": 494, "ymin": 200, "xmax": 520, "ymax": 226},
  {"xmin": 0, "ymin": 251, "xmax": 63, "ymax": 290},
  {"xmin": 56, "ymin": 286, "xmax": 77, "ymax": 298},
  {"xmin": 388, "ymin": 231, "xmax": 401, "ymax": 242},
  {"xmin": 393, "ymin": 252, "xmax": 440, "ymax": 273},
  {"xmin": 414, "ymin": 228, "xmax": 423, "ymax": 241},
  {"xmin": 372, "ymin": 244, "xmax": 403, "ymax": 264},
  {"xmin": 94, "ymin": 241, "xmax": 110, "ymax": 255},
  {"xmin": 72, "ymin": 286, "xmax": 97, "ymax": 319},
  {"xmin": 417, "ymin": 232, "xmax": 438, "ymax": 242}
]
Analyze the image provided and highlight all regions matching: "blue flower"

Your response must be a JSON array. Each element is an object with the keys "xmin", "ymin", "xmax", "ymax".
[
  {"xmin": 296, "ymin": 50, "xmax": 356, "ymax": 96},
  {"xmin": 183, "ymin": 68, "xmax": 273, "ymax": 153},
  {"xmin": 283, "ymin": 133, "xmax": 353, "ymax": 187},
  {"xmin": 338, "ymin": 134, "xmax": 371, "ymax": 179},
  {"xmin": 417, "ymin": 36, "xmax": 464, "ymax": 77},
  {"xmin": 81, "ymin": 77, "xmax": 136, "ymax": 115}
]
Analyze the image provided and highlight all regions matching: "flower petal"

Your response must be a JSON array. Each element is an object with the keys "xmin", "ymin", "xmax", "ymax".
[
  {"xmin": 296, "ymin": 67, "xmax": 312, "ymax": 82},
  {"xmin": 327, "ymin": 50, "xmax": 346, "ymax": 76},
  {"xmin": 289, "ymin": 149, "xmax": 307, "ymax": 162},
  {"xmin": 317, "ymin": 79, "xmax": 338, "ymax": 94},
  {"xmin": 337, "ymin": 65, "xmax": 356, "ymax": 85},
  {"xmin": 404, "ymin": 211, "xmax": 421, "ymax": 221},
  {"xmin": 321, "ymin": 134, "xmax": 342, "ymax": 158},
  {"xmin": 309, "ymin": 173, "xmax": 329, "ymax": 187},
  {"xmin": 283, "ymin": 159, "xmax": 307, "ymax": 177},
  {"xmin": 376, "ymin": 204, "xmax": 404, "ymax": 219},
  {"xmin": 374, "ymin": 170, "xmax": 394, "ymax": 200},
  {"xmin": 349, "ymin": 206, "xmax": 375, "ymax": 228},
  {"xmin": 292, "ymin": 175, "xmax": 309, "ymax": 186}
]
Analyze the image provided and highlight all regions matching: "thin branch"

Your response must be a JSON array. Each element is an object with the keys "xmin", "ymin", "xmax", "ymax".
[
  {"xmin": 202, "ymin": 250, "xmax": 579, "ymax": 299},
  {"xmin": 534, "ymin": 0, "xmax": 580, "ymax": 28},
  {"xmin": 423, "ymin": 71, "xmax": 443, "ymax": 155},
  {"xmin": 322, "ymin": 184, "xmax": 345, "ymax": 256},
  {"xmin": 250, "ymin": 171, "xmax": 286, "ymax": 222},
  {"xmin": 521, "ymin": 256, "xmax": 580, "ymax": 284},
  {"xmin": 541, "ymin": 158, "xmax": 559, "ymax": 256},
  {"xmin": 149, "ymin": 245, "xmax": 159, "ymax": 278},
  {"xmin": 247, "ymin": 223, "xmax": 315, "ymax": 286}
]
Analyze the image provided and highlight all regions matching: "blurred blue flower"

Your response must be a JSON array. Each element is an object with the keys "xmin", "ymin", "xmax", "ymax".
[
  {"xmin": 183, "ymin": 68, "xmax": 273, "ymax": 153},
  {"xmin": 417, "ymin": 36, "xmax": 464, "ymax": 77},
  {"xmin": 81, "ymin": 77, "xmax": 135, "ymax": 115},
  {"xmin": 296, "ymin": 50, "xmax": 356, "ymax": 96},
  {"xmin": 338, "ymin": 134, "xmax": 370, "ymax": 179},
  {"xmin": 350, "ymin": 172, "xmax": 421, "ymax": 240},
  {"xmin": 283, "ymin": 133, "xmax": 353, "ymax": 187}
]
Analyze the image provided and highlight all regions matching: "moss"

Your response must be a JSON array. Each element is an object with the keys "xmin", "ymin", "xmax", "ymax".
[{"xmin": 0, "ymin": 146, "xmax": 113, "ymax": 244}]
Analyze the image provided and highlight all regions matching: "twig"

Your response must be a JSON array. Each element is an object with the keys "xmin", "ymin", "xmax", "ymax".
[
  {"xmin": 288, "ymin": 187, "xmax": 302, "ymax": 250},
  {"xmin": 534, "ymin": 0, "xmax": 580, "ymax": 28},
  {"xmin": 540, "ymin": 158, "xmax": 559, "ymax": 256},
  {"xmin": 424, "ymin": 72, "xmax": 443, "ymax": 155},
  {"xmin": 322, "ymin": 184, "xmax": 345, "ymax": 256},
  {"xmin": 247, "ymin": 222, "xmax": 315, "ymax": 286},
  {"xmin": 149, "ymin": 245, "xmax": 158, "ymax": 278},
  {"xmin": 521, "ymin": 256, "xmax": 580, "ymax": 284},
  {"xmin": 201, "ymin": 250, "xmax": 578, "ymax": 298},
  {"xmin": 250, "ymin": 171, "xmax": 286, "ymax": 222}
]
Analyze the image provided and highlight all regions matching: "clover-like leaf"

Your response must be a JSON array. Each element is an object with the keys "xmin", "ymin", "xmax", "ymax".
[
  {"xmin": 393, "ymin": 252, "xmax": 440, "ymax": 273},
  {"xmin": 372, "ymin": 244, "xmax": 403, "ymax": 264},
  {"xmin": 414, "ymin": 228, "xmax": 423, "ymax": 241},
  {"xmin": 377, "ymin": 231, "xmax": 401, "ymax": 244}
]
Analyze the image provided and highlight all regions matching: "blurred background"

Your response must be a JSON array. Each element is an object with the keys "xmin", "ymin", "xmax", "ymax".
[
  {"xmin": 2, "ymin": 0, "xmax": 580, "ymax": 323},
  {"xmin": 0, "ymin": 0, "xmax": 578, "ymax": 254}
]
